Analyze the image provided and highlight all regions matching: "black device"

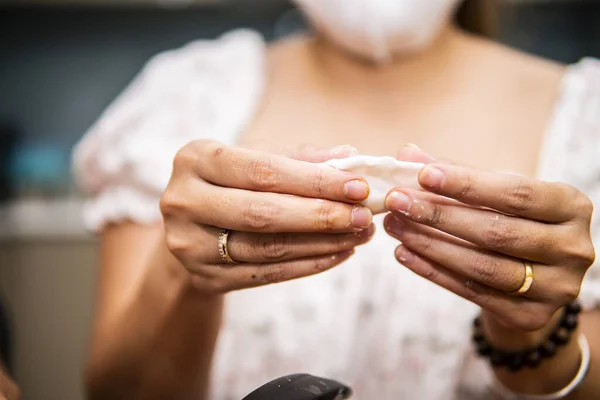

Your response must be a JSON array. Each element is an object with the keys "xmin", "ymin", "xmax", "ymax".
[{"xmin": 242, "ymin": 374, "xmax": 352, "ymax": 400}]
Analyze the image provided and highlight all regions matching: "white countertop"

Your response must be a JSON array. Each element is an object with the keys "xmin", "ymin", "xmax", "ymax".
[{"xmin": 0, "ymin": 198, "xmax": 93, "ymax": 241}]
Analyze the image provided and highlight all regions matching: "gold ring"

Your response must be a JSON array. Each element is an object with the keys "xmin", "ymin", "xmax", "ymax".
[
  {"xmin": 510, "ymin": 260, "xmax": 534, "ymax": 295},
  {"xmin": 218, "ymin": 229, "xmax": 238, "ymax": 265}
]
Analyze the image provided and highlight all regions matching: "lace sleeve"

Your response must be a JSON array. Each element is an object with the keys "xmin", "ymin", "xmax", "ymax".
[{"xmin": 71, "ymin": 29, "xmax": 266, "ymax": 232}]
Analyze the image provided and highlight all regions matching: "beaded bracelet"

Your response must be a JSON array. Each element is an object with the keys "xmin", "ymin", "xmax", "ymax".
[
  {"xmin": 472, "ymin": 301, "xmax": 582, "ymax": 372},
  {"xmin": 490, "ymin": 334, "xmax": 591, "ymax": 400}
]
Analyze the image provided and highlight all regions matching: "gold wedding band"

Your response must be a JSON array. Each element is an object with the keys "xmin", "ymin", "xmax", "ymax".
[
  {"xmin": 218, "ymin": 229, "xmax": 238, "ymax": 265},
  {"xmin": 509, "ymin": 260, "xmax": 534, "ymax": 295}
]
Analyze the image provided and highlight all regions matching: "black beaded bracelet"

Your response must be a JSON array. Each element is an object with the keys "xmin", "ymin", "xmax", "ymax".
[{"xmin": 472, "ymin": 301, "xmax": 582, "ymax": 372}]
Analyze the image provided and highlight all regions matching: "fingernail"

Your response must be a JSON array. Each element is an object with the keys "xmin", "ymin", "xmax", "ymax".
[
  {"xmin": 405, "ymin": 143, "xmax": 421, "ymax": 150},
  {"xmin": 351, "ymin": 206, "xmax": 372, "ymax": 229},
  {"xmin": 344, "ymin": 179, "xmax": 370, "ymax": 201},
  {"xmin": 420, "ymin": 166, "xmax": 445, "ymax": 189},
  {"xmin": 332, "ymin": 145, "xmax": 359, "ymax": 158},
  {"xmin": 396, "ymin": 245, "xmax": 414, "ymax": 264},
  {"xmin": 386, "ymin": 191, "xmax": 411, "ymax": 214},
  {"xmin": 385, "ymin": 215, "xmax": 405, "ymax": 236}
]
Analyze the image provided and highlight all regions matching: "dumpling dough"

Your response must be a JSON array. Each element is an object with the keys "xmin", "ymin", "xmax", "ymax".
[{"xmin": 323, "ymin": 155, "xmax": 424, "ymax": 214}]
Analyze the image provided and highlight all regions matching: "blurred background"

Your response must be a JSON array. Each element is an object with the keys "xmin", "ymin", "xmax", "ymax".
[{"xmin": 0, "ymin": 0, "xmax": 599, "ymax": 399}]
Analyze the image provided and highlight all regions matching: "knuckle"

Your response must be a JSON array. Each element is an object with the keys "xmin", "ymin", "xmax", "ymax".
[
  {"xmin": 159, "ymin": 189, "xmax": 184, "ymax": 219},
  {"xmin": 241, "ymin": 201, "xmax": 278, "ymax": 230},
  {"xmin": 471, "ymin": 253, "xmax": 502, "ymax": 286},
  {"xmin": 562, "ymin": 284, "xmax": 581, "ymax": 304},
  {"xmin": 310, "ymin": 168, "xmax": 326, "ymax": 197},
  {"xmin": 561, "ymin": 234, "xmax": 596, "ymax": 266},
  {"xmin": 172, "ymin": 145, "xmax": 192, "ymax": 171},
  {"xmin": 204, "ymin": 139, "xmax": 232, "ymax": 166},
  {"xmin": 204, "ymin": 139, "xmax": 227, "ymax": 158},
  {"xmin": 184, "ymin": 139, "xmax": 233, "ymax": 177},
  {"xmin": 173, "ymin": 140, "xmax": 208, "ymax": 172},
  {"xmin": 553, "ymin": 276, "xmax": 582, "ymax": 305},
  {"xmin": 425, "ymin": 203, "xmax": 445, "ymax": 227},
  {"xmin": 576, "ymin": 241, "xmax": 596, "ymax": 266},
  {"xmin": 314, "ymin": 203, "xmax": 339, "ymax": 232},
  {"xmin": 503, "ymin": 179, "xmax": 535, "ymax": 214},
  {"xmin": 259, "ymin": 233, "xmax": 291, "ymax": 261},
  {"xmin": 457, "ymin": 172, "xmax": 475, "ymax": 199},
  {"xmin": 188, "ymin": 138, "xmax": 223, "ymax": 160},
  {"xmin": 164, "ymin": 232, "xmax": 191, "ymax": 259},
  {"xmin": 247, "ymin": 156, "xmax": 279, "ymax": 190},
  {"xmin": 261, "ymin": 264, "xmax": 290, "ymax": 284},
  {"xmin": 583, "ymin": 243, "xmax": 597, "ymax": 266},
  {"xmin": 483, "ymin": 215, "xmax": 517, "ymax": 250},
  {"xmin": 559, "ymin": 183, "xmax": 593, "ymax": 219}
]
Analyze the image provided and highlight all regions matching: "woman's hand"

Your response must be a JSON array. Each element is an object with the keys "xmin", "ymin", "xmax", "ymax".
[
  {"xmin": 160, "ymin": 140, "xmax": 375, "ymax": 296},
  {"xmin": 384, "ymin": 146, "xmax": 595, "ymax": 332}
]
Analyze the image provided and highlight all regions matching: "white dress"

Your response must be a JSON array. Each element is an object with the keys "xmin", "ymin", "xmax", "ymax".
[{"xmin": 72, "ymin": 30, "xmax": 600, "ymax": 400}]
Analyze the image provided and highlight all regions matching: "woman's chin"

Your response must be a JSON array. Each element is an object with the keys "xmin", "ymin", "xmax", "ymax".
[{"xmin": 319, "ymin": 31, "xmax": 443, "ymax": 65}]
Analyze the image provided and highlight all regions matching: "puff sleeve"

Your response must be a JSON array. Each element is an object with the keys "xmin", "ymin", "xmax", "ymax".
[{"xmin": 72, "ymin": 29, "xmax": 266, "ymax": 231}]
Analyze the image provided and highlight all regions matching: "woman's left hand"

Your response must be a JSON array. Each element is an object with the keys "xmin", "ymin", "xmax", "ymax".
[{"xmin": 384, "ymin": 146, "xmax": 596, "ymax": 332}]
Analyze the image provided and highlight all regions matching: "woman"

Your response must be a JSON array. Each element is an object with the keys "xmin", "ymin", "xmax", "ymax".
[{"xmin": 73, "ymin": 0, "xmax": 600, "ymax": 399}]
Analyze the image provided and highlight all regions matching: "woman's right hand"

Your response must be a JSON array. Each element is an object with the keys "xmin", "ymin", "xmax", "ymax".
[{"xmin": 160, "ymin": 140, "xmax": 375, "ymax": 295}]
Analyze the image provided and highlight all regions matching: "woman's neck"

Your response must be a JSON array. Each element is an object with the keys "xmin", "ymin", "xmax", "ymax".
[{"xmin": 302, "ymin": 25, "xmax": 475, "ymax": 97}]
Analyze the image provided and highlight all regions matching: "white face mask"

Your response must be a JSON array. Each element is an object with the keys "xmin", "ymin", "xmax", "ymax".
[{"xmin": 292, "ymin": 0, "xmax": 462, "ymax": 62}]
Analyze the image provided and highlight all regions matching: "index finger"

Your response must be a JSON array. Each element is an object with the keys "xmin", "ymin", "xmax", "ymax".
[
  {"xmin": 190, "ymin": 140, "xmax": 370, "ymax": 203},
  {"xmin": 418, "ymin": 164, "xmax": 575, "ymax": 222}
]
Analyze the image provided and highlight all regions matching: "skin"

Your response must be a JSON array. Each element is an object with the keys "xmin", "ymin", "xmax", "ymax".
[
  {"xmin": 387, "ymin": 145, "xmax": 599, "ymax": 397},
  {"xmin": 88, "ymin": 20, "xmax": 599, "ymax": 400},
  {"xmin": 87, "ymin": 145, "xmax": 376, "ymax": 399},
  {"xmin": 0, "ymin": 362, "xmax": 21, "ymax": 400}
]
